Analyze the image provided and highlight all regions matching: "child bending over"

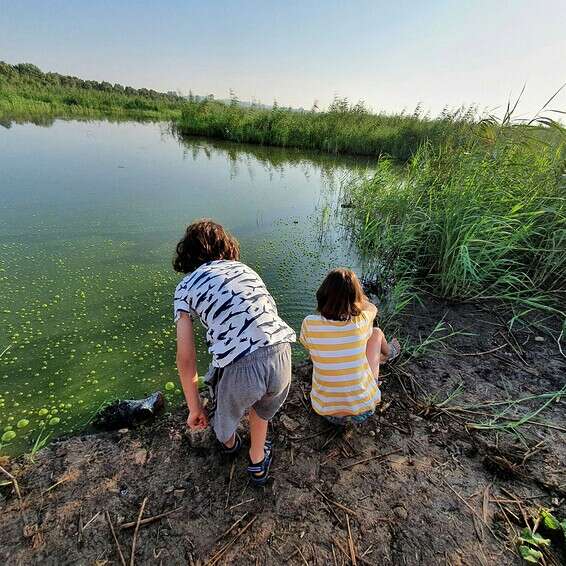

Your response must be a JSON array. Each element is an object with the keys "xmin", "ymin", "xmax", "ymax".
[
  {"xmin": 173, "ymin": 219, "xmax": 296, "ymax": 485},
  {"xmin": 300, "ymin": 268, "xmax": 399, "ymax": 426}
]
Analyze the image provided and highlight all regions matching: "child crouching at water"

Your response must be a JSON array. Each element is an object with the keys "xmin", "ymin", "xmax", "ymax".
[
  {"xmin": 300, "ymin": 268, "xmax": 400, "ymax": 426},
  {"xmin": 173, "ymin": 219, "xmax": 296, "ymax": 485}
]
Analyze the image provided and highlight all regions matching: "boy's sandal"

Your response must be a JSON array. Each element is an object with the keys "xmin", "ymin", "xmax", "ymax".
[
  {"xmin": 220, "ymin": 432, "xmax": 242, "ymax": 456},
  {"xmin": 385, "ymin": 338, "xmax": 401, "ymax": 364},
  {"xmin": 247, "ymin": 442, "xmax": 273, "ymax": 487}
]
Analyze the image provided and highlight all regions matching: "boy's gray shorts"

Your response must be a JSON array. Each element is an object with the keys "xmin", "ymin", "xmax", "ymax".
[{"xmin": 204, "ymin": 342, "xmax": 292, "ymax": 443}]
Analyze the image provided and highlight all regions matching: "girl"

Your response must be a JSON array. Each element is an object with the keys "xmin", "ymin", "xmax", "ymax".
[
  {"xmin": 300, "ymin": 268, "xmax": 400, "ymax": 426},
  {"xmin": 173, "ymin": 219, "xmax": 296, "ymax": 485}
]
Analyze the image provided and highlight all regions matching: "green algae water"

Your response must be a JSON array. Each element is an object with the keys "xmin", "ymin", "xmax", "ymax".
[{"xmin": 0, "ymin": 119, "xmax": 369, "ymax": 455}]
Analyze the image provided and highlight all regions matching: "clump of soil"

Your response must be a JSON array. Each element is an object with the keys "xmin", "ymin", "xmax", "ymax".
[{"xmin": 1, "ymin": 300, "xmax": 565, "ymax": 565}]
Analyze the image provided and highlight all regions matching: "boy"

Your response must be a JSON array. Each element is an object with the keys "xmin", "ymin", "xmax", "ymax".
[{"xmin": 173, "ymin": 219, "xmax": 295, "ymax": 485}]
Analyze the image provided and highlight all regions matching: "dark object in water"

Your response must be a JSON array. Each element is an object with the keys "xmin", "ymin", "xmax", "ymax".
[{"xmin": 92, "ymin": 392, "xmax": 165, "ymax": 431}]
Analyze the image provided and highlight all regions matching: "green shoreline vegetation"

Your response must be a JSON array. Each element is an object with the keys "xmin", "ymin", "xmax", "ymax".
[
  {"xmin": 0, "ymin": 61, "xmax": 188, "ymax": 120},
  {"xmin": 347, "ymin": 130, "xmax": 566, "ymax": 324},
  {"xmin": 2, "ymin": 61, "xmax": 565, "ymax": 323}
]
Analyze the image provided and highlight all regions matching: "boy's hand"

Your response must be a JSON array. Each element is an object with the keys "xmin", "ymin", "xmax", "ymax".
[{"xmin": 187, "ymin": 407, "xmax": 208, "ymax": 430}]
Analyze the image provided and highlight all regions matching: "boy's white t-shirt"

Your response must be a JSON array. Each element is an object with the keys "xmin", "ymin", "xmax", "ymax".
[{"xmin": 174, "ymin": 260, "xmax": 296, "ymax": 367}]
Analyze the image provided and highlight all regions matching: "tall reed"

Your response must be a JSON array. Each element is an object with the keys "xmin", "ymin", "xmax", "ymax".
[{"xmin": 347, "ymin": 124, "xmax": 566, "ymax": 317}]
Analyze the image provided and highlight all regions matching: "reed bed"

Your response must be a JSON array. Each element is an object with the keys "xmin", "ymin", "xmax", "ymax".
[
  {"xmin": 176, "ymin": 97, "xmax": 474, "ymax": 160},
  {"xmin": 346, "ymin": 122, "xmax": 566, "ymax": 319}
]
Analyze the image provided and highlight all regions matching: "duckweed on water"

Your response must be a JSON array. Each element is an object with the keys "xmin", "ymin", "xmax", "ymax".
[
  {"xmin": 1, "ymin": 430, "xmax": 16, "ymax": 443},
  {"xmin": 0, "ymin": 122, "xmax": 363, "ymax": 455}
]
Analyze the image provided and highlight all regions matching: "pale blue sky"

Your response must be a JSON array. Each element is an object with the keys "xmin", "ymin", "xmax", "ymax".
[{"xmin": 1, "ymin": 0, "xmax": 564, "ymax": 117}]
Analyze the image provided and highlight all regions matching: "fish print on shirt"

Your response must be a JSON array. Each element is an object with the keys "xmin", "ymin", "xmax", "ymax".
[{"xmin": 174, "ymin": 260, "xmax": 296, "ymax": 367}]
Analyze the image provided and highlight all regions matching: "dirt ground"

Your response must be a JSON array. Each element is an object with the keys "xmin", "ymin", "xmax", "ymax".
[{"xmin": 1, "ymin": 300, "xmax": 565, "ymax": 565}]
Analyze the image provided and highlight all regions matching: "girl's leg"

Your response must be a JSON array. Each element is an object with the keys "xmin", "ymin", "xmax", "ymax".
[
  {"xmin": 248, "ymin": 407, "xmax": 269, "ymax": 463},
  {"xmin": 366, "ymin": 328, "xmax": 388, "ymax": 379}
]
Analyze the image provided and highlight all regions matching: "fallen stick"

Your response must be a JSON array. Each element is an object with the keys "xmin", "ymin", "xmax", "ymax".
[
  {"xmin": 320, "ymin": 429, "xmax": 340, "ymax": 450},
  {"xmin": 313, "ymin": 486, "xmax": 358, "ymax": 518},
  {"xmin": 436, "ymin": 476, "xmax": 513, "ymax": 556},
  {"xmin": 321, "ymin": 498, "xmax": 343, "ymax": 525},
  {"xmin": 214, "ymin": 512, "xmax": 249, "ymax": 543},
  {"xmin": 0, "ymin": 465, "xmax": 21, "ymax": 501},
  {"xmin": 228, "ymin": 497, "xmax": 255, "ymax": 511},
  {"xmin": 41, "ymin": 478, "xmax": 67, "ymax": 495},
  {"xmin": 225, "ymin": 461, "xmax": 236, "ymax": 510},
  {"xmin": 129, "ymin": 497, "xmax": 147, "ymax": 566},
  {"xmin": 482, "ymin": 484, "xmax": 490, "ymax": 523},
  {"xmin": 341, "ymin": 449, "xmax": 402, "ymax": 470},
  {"xmin": 449, "ymin": 343, "xmax": 507, "ymax": 357},
  {"xmin": 105, "ymin": 511, "xmax": 127, "ymax": 566},
  {"xmin": 333, "ymin": 536, "xmax": 373, "ymax": 566},
  {"xmin": 293, "ymin": 430, "xmax": 328, "ymax": 442},
  {"xmin": 83, "ymin": 510, "xmax": 101, "ymax": 531},
  {"xmin": 120, "ymin": 507, "xmax": 180, "ymax": 530},
  {"xmin": 293, "ymin": 543, "xmax": 309, "ymax": 566},
  {"xmin": 206, "ymin": 515, "xmax": 257, "ymax": 566},
  {"xmin": 346, "ymin": 515, "xmax": 357, "ymax": 566}
]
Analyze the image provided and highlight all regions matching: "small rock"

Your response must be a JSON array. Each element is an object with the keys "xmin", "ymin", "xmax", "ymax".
[
  {"xmin": 280, "ymin": 414, "xmax": 300, "ymax": 432},
  {"xmin": 393, "ymin": 506, "xmax": 408, "ymax": 520},
  {"xmin": 534, "ymin": 336, "xmax": 545, "ymax": 342},
  {"xmin": 368, "ymin": 430, "xmax": 376, "ymax": 437},
  {"xmin": 133, "ymin": 449, "xmax": 147, "ymax": 465}
]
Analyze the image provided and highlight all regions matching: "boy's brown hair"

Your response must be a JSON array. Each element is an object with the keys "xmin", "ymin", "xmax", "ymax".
[
  {"xmin": 316, "ymin": 268, "xmax": 367, "ymax": 321},
  {"xmin": 173, "ymin": 219, "xmax": 240, "ymax": 273}
]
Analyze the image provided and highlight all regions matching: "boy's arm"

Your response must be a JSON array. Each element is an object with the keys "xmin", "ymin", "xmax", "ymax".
[{"xmin": 176, "ymin": 312, "xmax": 208, "ymax": 430}]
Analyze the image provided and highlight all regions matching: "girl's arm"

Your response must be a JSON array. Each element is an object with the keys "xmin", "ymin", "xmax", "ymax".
[
  {"xmin": 361, "ymin": 299, "xmax": 378, "ymax": 322},
  {"xmin": 176, "ymin": 312, "xmax": 208, "ymax": 430}
]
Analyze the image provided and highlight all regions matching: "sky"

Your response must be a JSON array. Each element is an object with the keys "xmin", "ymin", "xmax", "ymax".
[{"xmin": 1, "ymin": 0, "xmax": 565, "ymax": 118}]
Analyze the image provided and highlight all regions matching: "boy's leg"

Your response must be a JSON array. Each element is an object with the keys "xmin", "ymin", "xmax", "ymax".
[{"xmin": 248, "ymin": 407, "xmax": 269, "ymax": 463}]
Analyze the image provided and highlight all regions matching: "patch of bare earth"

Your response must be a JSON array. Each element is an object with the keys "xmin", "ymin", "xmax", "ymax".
[{"xmin": 1, "ymin": 301, "xmax": 564, "ymax": 565}]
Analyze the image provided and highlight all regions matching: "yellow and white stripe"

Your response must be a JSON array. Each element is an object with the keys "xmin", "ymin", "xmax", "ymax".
[{"xmin": 300, "ymin": 312, "xmax": 380, "ymax": 416}]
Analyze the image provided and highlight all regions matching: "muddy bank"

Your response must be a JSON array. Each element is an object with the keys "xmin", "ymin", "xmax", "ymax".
[{"xmin": 1, "ymin": 301, "xmax": 565, "ymax": 565}]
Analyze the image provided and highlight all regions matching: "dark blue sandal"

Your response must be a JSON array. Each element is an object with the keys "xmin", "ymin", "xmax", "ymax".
[
  {"xmin": 247, "ymin": 442, "xmax": 273, "ymax": 486},
  {"xmin": 220, "ymin": 432, "xmax": 242, "ymax": 456}
]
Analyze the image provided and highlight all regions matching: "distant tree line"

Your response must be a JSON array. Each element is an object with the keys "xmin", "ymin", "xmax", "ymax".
[{"xmin": 0, "ymin": 61, "xmax": 184, "ymax": 101}]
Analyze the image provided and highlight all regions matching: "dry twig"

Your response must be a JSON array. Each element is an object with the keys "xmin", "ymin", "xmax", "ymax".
[
  {"xmin": 0, "ymin": 465, "xmax": 21, "ymax": 501},
  {"xmin": 313, "ymin": 486, "xmax": 358, "ymax": 518},
  {"xmin": 129, "ymin": 497, "xmax": 147, "ymax": 566},
  {"xmin": 341, "ymin": 449, "xmax": 402, "ymax": 470},
  {"xmin": 206, "ymin": 515, "xmax": 257, "ymax": 566},
  {"xmin": 120, "ymin": 507, "xmax": 180, "ymax": 530},
  {"xmin": 105, "ymin": 511, "xmax": 127, "ymax": 566}
]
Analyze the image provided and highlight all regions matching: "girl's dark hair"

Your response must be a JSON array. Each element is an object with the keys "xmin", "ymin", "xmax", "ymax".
[
  {"xmin": 316, "ymin": 268, "xmax": 366, "ymax": 321},
  {"xmin": 173, "ymin": 219, "xmax": 240, "ymax": 273}
]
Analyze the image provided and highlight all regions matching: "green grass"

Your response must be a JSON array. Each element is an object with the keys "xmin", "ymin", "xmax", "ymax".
[
  {"xmin": 175, "ymin": 96, "xmax": 476, "ymax": 161},
  {"xmin": 0, "ymin": 61, "xmax": 188, "ymax": 120},
  {"xmin": 345, "ymin": 120, "xmax": 566, "ymax": 321}
]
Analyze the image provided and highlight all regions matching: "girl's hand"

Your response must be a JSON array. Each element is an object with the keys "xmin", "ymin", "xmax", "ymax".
[{"xmin": 187, "ymin": 407, "xmax": 208, "ymax": 430}]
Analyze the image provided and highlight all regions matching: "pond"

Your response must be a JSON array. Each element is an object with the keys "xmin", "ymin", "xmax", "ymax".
[{"xmin": 0, "ymin": 118, "xmax": 371, "ymax": 454}]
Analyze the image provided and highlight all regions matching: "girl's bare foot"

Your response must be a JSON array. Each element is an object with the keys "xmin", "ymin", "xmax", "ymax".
[{"xmin": 385, "ymin": 337, "xmax": 401, "ymax": 364}]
